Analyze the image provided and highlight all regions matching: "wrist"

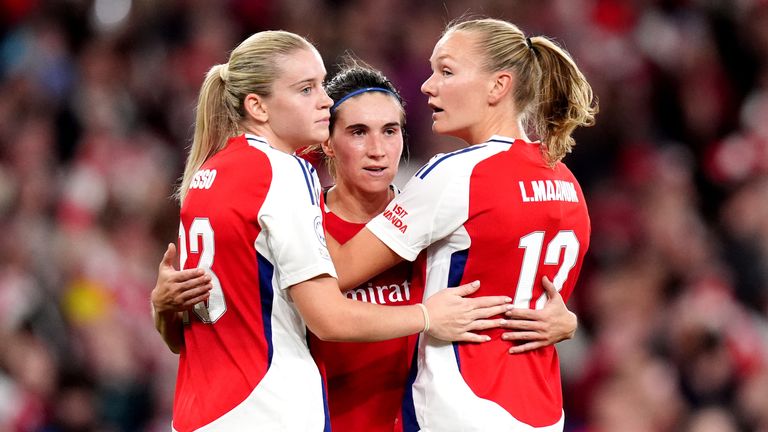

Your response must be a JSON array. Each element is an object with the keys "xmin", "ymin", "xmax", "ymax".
[{"xmin": 416, "ymin": 303, "xmax": 430, "ymax": 333}]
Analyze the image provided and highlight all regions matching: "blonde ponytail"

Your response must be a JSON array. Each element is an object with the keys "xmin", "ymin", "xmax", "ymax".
[
  {"xmin": 527, "ymin": 36, "xmax": 597, "ymax": 165},
  {"xmin": 177, "ymin": 64, "xmax": 236, "ymax": 202}
]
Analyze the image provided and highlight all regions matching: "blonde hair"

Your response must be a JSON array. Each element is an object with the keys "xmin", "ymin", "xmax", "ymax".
[
  {"xmin": 177, "ymin": 30, "xmax": 314, "ymax": 202},
  {"xmin": 446, "ymin": 18, "xmax": 598, "ymax": 165}
]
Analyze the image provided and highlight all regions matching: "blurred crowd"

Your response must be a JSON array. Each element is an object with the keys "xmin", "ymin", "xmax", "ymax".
[{"xmin": 0, "ymin": 0, "xmax": 767, "ymax": 431}]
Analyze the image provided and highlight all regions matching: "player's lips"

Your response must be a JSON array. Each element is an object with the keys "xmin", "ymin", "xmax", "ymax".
[
  {"xmin": 363, "ymin": 166, "xmax": 387, "ymax": 176},
  {"xmin": 317, "ymin": 117, "xmax": 330, "ymax": 124},
  {"xmin": 428, "ymin": 102, "xmax": 444, "ymax": 119}
]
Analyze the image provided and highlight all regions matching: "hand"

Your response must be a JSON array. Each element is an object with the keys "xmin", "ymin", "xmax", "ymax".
[
  {"xmin": 501, "ymin": 276, "xmax": 577, "ymax": 354},
  {"xmin": 151, "ymin": 243, "xmax": 212, "ymax": 313},
  {"xmin": 424, "ymin": 281, "xmax": 512, "ymax": 343}
]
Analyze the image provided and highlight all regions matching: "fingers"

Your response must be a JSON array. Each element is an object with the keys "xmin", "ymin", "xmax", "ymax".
[
  {"xmin": 541, "ymin": 276, "xmax": 559, "ymax": 299},
  {"xmin": 175, "ymin": 272, "xmax": 211, "ymax": 288},
  {"xmin": 452, "ymin": 280, "xmax": 481, "ymax": 297},
  {"xmin": 169, "ymin": 268, "xmax": 208, "ymax": 283},
  {"xmin": 500, "ymin": 319, "xmax": 545, "ymax": 332},
  {"xmin": 466, "ymin": 318, "xmax": 508, "ymax": 332},
  {"xmin": 179, "ymin": 286, "xmax": 212, "ymax": 307},
  {"xmin": 451, "ymin": 332, "xmax": 492, "ymax": 343},
  {"xmin": 504, "ymin": 307, "xmax": 544, "ymax": 320},
  {"xmin": 464, "ymin": 295, "xmax": 512, "ymax": 309},
  {"xmin": 508, "ymin": 340, "xmax": 547, "ymax": 354},
  {"xmin": 160, "ymin": 243, "xmax": 176, "ymax": 269},
  {"xmin": 471, "ymin": 304, "xmax": 513, "ymax": 320},
  {"xmin": 501, "ymin": 330, "xmax": 543, "ymax": 341}
]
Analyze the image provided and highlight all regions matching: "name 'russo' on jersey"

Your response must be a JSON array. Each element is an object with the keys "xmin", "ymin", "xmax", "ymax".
[{"xmin": 190, "ymin": 169, "xmax": 217, "ymax": 190}]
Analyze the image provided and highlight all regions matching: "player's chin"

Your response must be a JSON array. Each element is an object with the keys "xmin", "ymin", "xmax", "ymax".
[{"xmin": 311, "ymin": 129, "xmax": 330, "ymax": 143}]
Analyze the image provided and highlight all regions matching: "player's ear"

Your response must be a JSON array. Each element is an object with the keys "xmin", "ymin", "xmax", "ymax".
[
  {"xmin": 244, "ymin": 93, "xmax": 269, "ymax": 122},
  {"xmin": 487, "ymin": 71, "xmax": 513, "ymax": 105},
  {"xmin": 321, "ymin": 137, "xmax": 334, "ymax": 157}
]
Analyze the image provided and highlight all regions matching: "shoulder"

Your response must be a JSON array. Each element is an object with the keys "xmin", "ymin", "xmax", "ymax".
[{"xmin": 239, "ymin": 134, "xmax": 318, "ymax": 178}]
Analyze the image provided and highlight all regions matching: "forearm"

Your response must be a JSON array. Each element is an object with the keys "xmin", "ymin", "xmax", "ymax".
[
  {"xmin": 292, "ymin": 276, "xmax": 425, "ymax": 342},
  {"xmin": 316, "ymin": 300, "xmax": 425, "ymax": 342},
  {"xmin": 152, "ymin": 305, "xmax": 185, "ymax": 354},
  {"xmin": 326, "ymin": 228, "xmax": 403, "ymax": 291}
]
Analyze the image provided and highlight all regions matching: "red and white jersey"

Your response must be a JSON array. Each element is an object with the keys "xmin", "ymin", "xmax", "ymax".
[
  {"xmin": 367, "ymin": 136, "xmax": 590, "ymax": 432},
  {"xmin": 309, "ymin": 199, "xmax": 421, "ymax": 432},
  {"xmin": 172, "ymin": 134, "xmax": 336, "ymax": 432}
]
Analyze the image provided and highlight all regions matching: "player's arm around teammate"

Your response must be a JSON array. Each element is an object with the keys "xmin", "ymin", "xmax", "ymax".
[{"xmin": 150, "ymin": 32, "xmax": 512, "ymax": 353}]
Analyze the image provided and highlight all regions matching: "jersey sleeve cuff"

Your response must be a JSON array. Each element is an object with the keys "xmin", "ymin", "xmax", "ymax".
[
  {"xmin": 367, "ymin": 218, "xmax": 419, "ymax": 262},
  {"xmin": 281, "ymin": 262, "xmax": 338, "ymax": 289}
]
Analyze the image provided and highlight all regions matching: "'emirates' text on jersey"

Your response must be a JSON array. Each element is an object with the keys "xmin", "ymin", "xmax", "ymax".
[
  {"xmin": 310, "ymin": 204, "xmax": 421, "ymax": 432},
  {"xmin": 367, "ymin": 136, "xmax": 591, "ymax": 432},
  {"xmin": 173, "ymin": 134, "xmax": 336, "ymax": 431}
]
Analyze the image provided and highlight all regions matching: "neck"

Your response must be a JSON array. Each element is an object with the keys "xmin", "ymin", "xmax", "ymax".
[
  {"xmin": 464, "ymin": 106, "xmax": 530, "ymax": 144},
  {"xmin": 241, "ymin": 123, "xmax": 297, "ymax": 154},
  {"xmin": 325, "ymin": 181, "xmax": 392, "ymax": 224}
]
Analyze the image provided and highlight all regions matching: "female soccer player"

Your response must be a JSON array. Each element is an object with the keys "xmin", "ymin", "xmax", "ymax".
[
  {"xmin": 308, "ymin": 59, "xmax": 577, "ymax": 431},
  {"xmin": 328, "ymin": 18, "xmax": 597, "ymax": 431},
  {"xmin": 307, "ymin": 61, "xmax": 419, "ymax": 432},
  {"xmin": 155, "ymin": 30, "xmax": 512, "ymax": 431}
]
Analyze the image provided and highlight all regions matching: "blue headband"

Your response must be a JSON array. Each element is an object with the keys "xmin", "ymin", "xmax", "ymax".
[{"xmin": 330, "ymin": 87, "xmax": 398, "ymax": 114}]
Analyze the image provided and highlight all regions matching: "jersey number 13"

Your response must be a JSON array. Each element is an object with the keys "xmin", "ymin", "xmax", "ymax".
[{"xmin": 514, "ymin": 230, "xmax": 579, "ymax": 309}]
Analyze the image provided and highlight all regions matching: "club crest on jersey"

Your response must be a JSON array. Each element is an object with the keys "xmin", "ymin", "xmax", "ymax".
[
  {"xmin": 190, "ymin": 169, "xmax": 217, "ymax": 190},
  {"xmin": 382, "ymin": 204, "xmax": 408, "ymax": 233},
  {"xmin": 314, "ymin": 216, "xmax": 327, "ymax": 247}
]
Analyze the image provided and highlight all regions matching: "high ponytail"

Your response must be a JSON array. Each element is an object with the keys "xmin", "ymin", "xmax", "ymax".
[
  {"xmin": 445, "ymin": 18, "xmax": 598, "ymax": 165},
  {"xmin": 527, "ymin": 36, "xmax": 597, "ymax": 165}
]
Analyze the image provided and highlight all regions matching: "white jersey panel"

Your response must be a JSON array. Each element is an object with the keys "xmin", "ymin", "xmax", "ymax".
[
  {"xmin": 256, "ymin": 139, "xmax": 337, "ymax": 288},
  {"xmin": 367, "ymin": 143, "xmax": 509, "ymax": 261}
]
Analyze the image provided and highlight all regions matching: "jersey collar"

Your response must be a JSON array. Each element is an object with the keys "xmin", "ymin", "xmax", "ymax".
[{"xmin": 486, "ymin": 135, "xmax": 540, "ymax": 146}]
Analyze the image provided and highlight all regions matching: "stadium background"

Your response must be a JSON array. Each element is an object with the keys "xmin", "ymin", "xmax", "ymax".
[{"xmin": 0, "ymin": 0, "xmax": 767, "ymax": 430}]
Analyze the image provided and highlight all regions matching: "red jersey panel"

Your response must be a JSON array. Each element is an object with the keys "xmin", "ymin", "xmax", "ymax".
[{"xmin": 310, "ymin": 209, "xmax": 420, "ymax": 432}]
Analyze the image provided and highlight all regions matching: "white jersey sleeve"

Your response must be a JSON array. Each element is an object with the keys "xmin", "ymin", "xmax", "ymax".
[
  {"xmin": 260, "ymin": 154, "xmax": 337, "ymax": 288},
  {"xmin": 366, "ymin": 151, "xmax": 473, "ymax": 261}
]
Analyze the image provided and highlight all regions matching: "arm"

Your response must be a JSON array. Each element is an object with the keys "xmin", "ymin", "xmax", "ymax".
[
  {"xmin": 501, "ymin": 276, "xmax": 578, "ymax": 354},
  {"xmin": 150, "ymin": 243, "xmax": 212, "ymax": 353},
  {"xmin": 325, "ymin": 228, "xmax": 403, "ymax": 291},
  {"xmin": 290, "ymin": 276, "xmax": 512, "ymax": 343}
]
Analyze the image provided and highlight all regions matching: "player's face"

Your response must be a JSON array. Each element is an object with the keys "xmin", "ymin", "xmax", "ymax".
[
  {"xmin": 421, "ymin": 31, "xmax": 492, "ymax": 143},
  {"xmin": 326, "ymin": 92, "xmax": 404, "ymax": 195},
  {"xmin": 264, "ymin": 48, "xmax": 333, "ymax": 152}
]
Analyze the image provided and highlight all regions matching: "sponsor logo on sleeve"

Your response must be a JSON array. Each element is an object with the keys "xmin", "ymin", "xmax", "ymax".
[{"xmin": 382, "ymin": 204, "xmax": 408, "ymax": 233}]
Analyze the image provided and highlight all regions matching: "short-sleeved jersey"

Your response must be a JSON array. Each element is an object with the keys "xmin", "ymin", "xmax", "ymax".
[
  {"xmin": 367, "ymin": 136, "xmax": 590, "ymax": 432},
  {"xmin": 172, "ymin": 134, "xmax": 336, "ymax": 432},
  {"xmin": 309, "ymin": 201, "xmax": 421, "ymax": 432}
]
